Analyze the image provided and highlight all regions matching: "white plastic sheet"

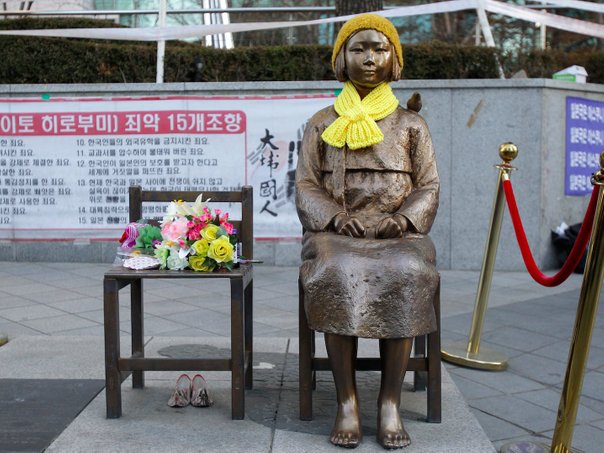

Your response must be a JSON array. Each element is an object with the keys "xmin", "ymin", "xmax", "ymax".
[{"xmin": 0, "ymin": 1, "xmax": 601, "ymax": 41}]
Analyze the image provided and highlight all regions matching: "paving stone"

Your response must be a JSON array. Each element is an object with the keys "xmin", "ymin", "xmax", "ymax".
[
  {"xmin": 20, "ymin": 313, "xmax": 100, "ymax": 335},
  {"xmin": 486, "ymin": 305, "xmax": 575, "ymax": 340},
  {"xmin": 447, "ymin": 372, "xmax": 505, "ymax": 400},
  {"xmin": 533, "ymin": 340, "xmax": 604, "ymax": 372},
  {"xmin": 0, "ymin": 319, "xmax": 45, "ymax": 336},
  {"xmin": 0, "ymin": 276, "xmax": 53, "ymax": 296},
  {"xmin": 0, "ymin": 379, "xmax": 105, "ymax": 453},
  {"xmin": 0, "ymin": 304, "xmax": 69, "ymax": 322},
  {"xmin": 0, "ymin": 336, "xmax": 112, "ymax": 379},
  {"xmin": 514, "ymin": 388, "xmax": 602, "ymax": 424},
  {"xmin": 77, "ymin": 307, "xmax": 132, "ymax": 324},
  {"xmin": 580, "ymin": 395, "xmax": 604, "ymax": 417},
  {"xmin": 481, "ymin": 325, "xmax": 559, "ymax": 354},
  {"xmin": 122, "ymin": 315, "xmax": 201, "ymax": 336},
  {"xmin": 580, "ymin": 370, "xmax": 604, "ymax": 403},
  {"xmin": 20, "ymin": 287, "xmax": 89, "ymax": 304},
  {"xmin": 541, "ymin": 424, "xmax": 604, "ymax": 453},
  {"xmin": 162, "ymin": 309, "xmax": 233, "ymax": 333},
  {"xmin": 44, "ymin": 297, "xmax": 103, "ymax": 314},
  {"xmin": 0, "ymin": 290, "xmax": 38, "ymax": 310},
  {"xmin": 469, "ymin": 408, "xmax": 529, "ymax": 442},
  {"xmin": 142, "ymin": 299, "xmax": 203, "ymax": 317},
  {"xmin": 508, "ymin": 353, "xmax": 566, "ymax": 386},
  {"xmin": 470, "ymin": 395, "xmax": 557, "ymax": 433}
]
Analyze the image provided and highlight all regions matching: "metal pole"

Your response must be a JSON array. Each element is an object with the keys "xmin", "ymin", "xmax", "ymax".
[
  {"xmin": 540, "ymin": 9, "xmax": 547, "ymax": 49},
  {"xmin": 155, "ymin": 0, "xmax": 167, "ymax": 84},
  {"xmin": 500, "ymin": 153, "xmax": 604, "ymax": 453},
  {"xmin": 475, "ymin": 0, "xmax": 505, "ymax": 79},
  {"xmin": 441, "ymin": 143, "xmax": 517, "ymax": 371},
  {"xmin": 550, "ymin": 152, "xmax": 604, "ymax": 452}
]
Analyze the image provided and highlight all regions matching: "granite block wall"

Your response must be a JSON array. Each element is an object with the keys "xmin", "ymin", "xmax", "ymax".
[{"xmin": 2, "ymin": 79, "xmax": 603, "ymax": 270}]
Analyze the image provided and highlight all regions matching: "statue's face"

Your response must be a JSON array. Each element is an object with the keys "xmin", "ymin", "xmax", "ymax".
[{"xmin": 344, "ymin": 29, "xmax": 393, "ymax": 92}]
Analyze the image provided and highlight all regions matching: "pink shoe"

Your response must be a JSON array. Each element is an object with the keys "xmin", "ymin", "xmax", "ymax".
[
  {"xmin": 168, "ymin": 374, "xmax": 192, "ymax": 407},
  {"xmin": 191, "ymin": 374, "xmax": 213, "ymax": 407}
]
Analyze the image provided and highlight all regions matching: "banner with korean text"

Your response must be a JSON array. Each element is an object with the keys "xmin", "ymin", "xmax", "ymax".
[
  {"xmin": 565, "ymin": 96, "xmax": 604, "ymax": 196},
  {"xmin": 0, "ymin": 94, "xmax": 334, "ymax": 240}
]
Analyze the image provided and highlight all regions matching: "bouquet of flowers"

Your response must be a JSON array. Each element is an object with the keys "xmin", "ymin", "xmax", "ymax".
[{"xmin": 118, "ymin": 194, "xmax": 238, "ymax": 272}]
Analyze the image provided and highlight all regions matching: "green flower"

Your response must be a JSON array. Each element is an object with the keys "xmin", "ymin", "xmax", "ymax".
[
  {"xmin": 135, "ymin": 225, "xmax": 162, "ymax": 249},
  {"xmin": 154, "ymin": 244, "xmax": 170, "ymax": 269}
]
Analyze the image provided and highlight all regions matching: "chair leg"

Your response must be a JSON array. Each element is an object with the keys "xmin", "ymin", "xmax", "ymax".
[
  {"xmin": 231, "ymin": 278, "xmax": 245, "ymax": 420},
  {"xmin": 427, "ymin": 282, "xmax": 441, "ymax": 423},
  {"xmin": 299, "ymin": 278, "xmax": 313, "ymax": 421},
  {"xmin": 244, "ymin": 278, "xmax": 253, "ymax": 390},
  {"xmin": 311, "ymin": 330, "xmax": 317, "ymax": 391},
  {"xmin": 131, "ymin": 279, "xmax": 144, "ymax": 389},
  {"xmin": 104, "ymin": 277, "xmax": 122, "ymax": 419},
  {"xmin": 413, "ymin": 335, "xmax": 427, "ymax": 392}
]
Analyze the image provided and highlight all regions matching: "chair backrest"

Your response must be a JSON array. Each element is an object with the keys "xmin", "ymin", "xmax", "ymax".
[{"xmin": 129, "ymin": 185, "xmax": 253, "ymax": 260}]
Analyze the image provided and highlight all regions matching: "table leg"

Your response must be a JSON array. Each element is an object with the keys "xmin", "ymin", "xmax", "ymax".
[
  {"xmin": 131, "ymin": 279, "xmax": 144, "ymax": 389},
  {"xmin": 104, "ymin": 277, "xmax": 122, "ymax": 418},
  {"xmin": 231, "ymin": 277, "xmax": 245, "ymax": 420},
  {"xmin": 244, "ymin": 278, "xmax": 253, "ymax": 390}
]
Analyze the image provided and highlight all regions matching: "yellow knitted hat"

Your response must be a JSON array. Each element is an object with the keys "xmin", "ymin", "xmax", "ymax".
[{"xmin": 332, "ymin": 13, "xmax": 403, "ymax": 70}]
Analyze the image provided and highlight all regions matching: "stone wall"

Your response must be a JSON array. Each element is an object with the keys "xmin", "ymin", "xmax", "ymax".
[{"xmin": 1, "ymin": 79, "xmax": 603, "ymax": 270}]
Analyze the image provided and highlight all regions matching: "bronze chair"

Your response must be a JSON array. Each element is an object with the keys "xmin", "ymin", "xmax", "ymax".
[
  {"xmin": 298, "ymin": 276, "xmax": 441, "ymax": 422},
  {"xmin": 103, "ymin": 185, "xmax": 253, "ymax": 420}
]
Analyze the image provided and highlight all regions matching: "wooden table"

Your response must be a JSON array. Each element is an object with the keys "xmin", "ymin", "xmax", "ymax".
[{"xmin": 103, "ymin": 264, "xmax": 253, "ymax": 419}]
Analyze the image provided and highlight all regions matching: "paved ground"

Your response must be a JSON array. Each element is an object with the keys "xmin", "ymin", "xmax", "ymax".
[{"xmin": 0, "ymin": 261, "xmax": 602, "ymax": 452}]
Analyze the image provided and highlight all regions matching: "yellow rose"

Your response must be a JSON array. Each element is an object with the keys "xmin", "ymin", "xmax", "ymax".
[
  {"xmin": 188, "ymin": 255, "xmax": 215, "ymax": 272},
  {"xmin": 208, "ymin": 235, "xmax": 234, "ymax": 263},
  {"xmin": 191, "ymin": 239, "xmax": 209, "ymax": 257},
  {"xmin": 201, "ymin": 224, "xmax": 220, "ymax": 242}
]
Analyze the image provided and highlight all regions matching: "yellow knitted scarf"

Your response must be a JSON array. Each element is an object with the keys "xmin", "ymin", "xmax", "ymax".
[{"xmin": 321, "ymin": 81, "xmax": 399, "ymax": 150}]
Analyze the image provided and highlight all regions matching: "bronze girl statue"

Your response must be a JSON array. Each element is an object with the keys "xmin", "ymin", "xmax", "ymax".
[{"xmin": 295, "ymin": 14, "xmax": 440, "ymax": 450}]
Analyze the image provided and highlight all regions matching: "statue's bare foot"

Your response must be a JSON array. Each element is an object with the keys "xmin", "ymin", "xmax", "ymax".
[
  {"xmin": 330, "ymin": 399, "xmax": 362, "ymax": 448},
  {"xmin": 377, "ymin": 400, "xmax": 410, "ymax": 449}
]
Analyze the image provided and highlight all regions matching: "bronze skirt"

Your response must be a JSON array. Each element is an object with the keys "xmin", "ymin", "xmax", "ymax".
[{"xmin": 300, "ymin": 231, "xmax": 439, "ymax": 339}]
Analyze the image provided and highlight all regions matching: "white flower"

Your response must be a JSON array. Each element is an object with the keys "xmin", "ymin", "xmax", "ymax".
[
  {"xmin": 167, "ymin": 250, "xmax": 189, "ymax": 270},
  {"xmin": 178, "ymin": 246, "xmax": 191, "ymax": 259},
  {"xmin": 161, "ymin": 194, "xmax": 208, "ymax": 225}
]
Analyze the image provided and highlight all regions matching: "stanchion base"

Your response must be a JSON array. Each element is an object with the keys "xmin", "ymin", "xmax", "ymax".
[
  {"xmin": 500, "ymin": 440, "xmax": 582, "ymax": 453},
  {"xmin": 0, "ymin": 333, "xmax": 7, "ymax": 347},
  {"xmin": 441, "ymin": 340, "xmax": 508, "ymax": 371}
]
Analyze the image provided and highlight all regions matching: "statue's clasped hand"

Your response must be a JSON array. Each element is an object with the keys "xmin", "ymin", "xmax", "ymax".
[
  {"xmin": 333, "ymin": 213, "xmax": 366, "ymax": 238},
  {"xmin": 376, "ymin": 215, "xmax": 408, "ymax": 239}
]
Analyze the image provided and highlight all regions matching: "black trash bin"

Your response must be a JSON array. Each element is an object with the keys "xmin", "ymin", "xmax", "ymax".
[{"xmin": 551, "ymin": 223, "xmax": 587, "ymax": 274}]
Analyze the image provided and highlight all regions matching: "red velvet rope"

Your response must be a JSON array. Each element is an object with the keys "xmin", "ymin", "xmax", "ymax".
[{"xmin": 503, "ymin": 179, "xmax": 599, "ymax": 287}]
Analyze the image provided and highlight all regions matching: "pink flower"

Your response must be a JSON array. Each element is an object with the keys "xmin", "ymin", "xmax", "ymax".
[
  {"xmin": 221, "ymin": 221, "xmax": 234, "ymax": 235},
  {"xmin": 161, "ymin": 217, "xmax": 189, "ymax": 242},
  {"xmin": 187, "ymin": 223, "xmax": 202, "ymax": 241}
]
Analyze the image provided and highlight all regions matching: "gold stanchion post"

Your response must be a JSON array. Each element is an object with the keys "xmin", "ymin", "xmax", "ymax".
[
  {"xmin": 0, "ymin": 333, "xmax": 6, "ymax": 347},
  {"xmin": 550, "ymin": 153, "xmax": 604, "ymax": 451},
  {"xmin": 441, "ymin": 142, "xmax": 517, "ymax": 371},
  {"xmin": 500, "ymin": 152, "xmax": 604, "ymax": 453}
]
